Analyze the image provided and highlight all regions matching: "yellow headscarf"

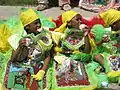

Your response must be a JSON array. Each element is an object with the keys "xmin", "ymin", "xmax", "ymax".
[
  {"xmin": 55, "ymin": 10, "xmax": 78, "ymax": 33},
  {"xmin": 100, "ymin": 9, "xmax": 120, "ymax": 27},
  {"xmin": 20, "ymin": 9, "xmax": 39, "ymax": 27}
]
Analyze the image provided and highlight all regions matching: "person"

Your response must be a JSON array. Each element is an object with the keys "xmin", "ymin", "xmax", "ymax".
[
  {"xmin": 91, "ymin": 24, "xmax": 120, "ymax": 84},
  {"xmin": 99, "ymin": 0, "xmax": 120, "ymax": 13},
  {"xmin": 87, "ymin": 9, "xmax": 120, "ymax": 73},
  {"xmin": 51, "ymin": 10, "xmax": 105, "ymax": 55},
  {"xmin": 51, "ymin": 9, "xmax": 118, "ymax": 71},
  {"xmin": 78, "ymin": 0, "xmax": 107, "ymax": 13},
  {"xmin": 90, "ymin": 9, "xmax": 120, "ymax": 83},
  {"xmin": 81, "ymin": 8, "xmax": 120, "ymax": 29},
  {"xmin": 4, "ymin": 9, "xmax": 53, "ymax": 90},
  {"xmin": 50, "ymin": 10, "xmax": 118, "ymax": 88},
  {"xmin": 37, "ymin": 0, "xmax": 49, "ymax": 11},
  {"xmin": 99, "ymin": 9, "xmax": 120, "ymax": 66},
  {"xmin": 51, "ymin": 11, "xmax": 99, "ymax": 61},
  {"xmin": 50, "ymin": 12, "xmax": 110, "ymax": 89},
  {"xmin": 53, "ymin": 9, "xmax": 120, "ymax": 72},
  {"xmin": 99, "ymin": 9, "xmax": 120, "ymax": 28}
]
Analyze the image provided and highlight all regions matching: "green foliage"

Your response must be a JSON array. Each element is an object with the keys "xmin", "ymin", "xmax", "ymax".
[{"xmin": 0, "ymin": 0, "xmax": 38, "ymax": 6}]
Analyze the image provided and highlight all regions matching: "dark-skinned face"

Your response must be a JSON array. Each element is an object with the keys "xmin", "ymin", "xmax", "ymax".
[
  {"xmin": 25, "ymin": 19, "xmax": 41, "ymax": 35},
  {"xmin": 110, "ymin": 19, "xmax": 120, "ymax": 31},
  {"xmin": 68, "ymin": 14, "xmax": 82, "ymax": 29}
]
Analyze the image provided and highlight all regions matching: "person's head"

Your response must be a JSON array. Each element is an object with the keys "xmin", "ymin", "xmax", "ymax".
[
  {"xmin": 67, "ymin": 14, "xmax": 82, "ymax": 29},
  {"xmin": 20, "ymin": 9, "xmax": 41, "ymax": 35},
  {"xmin": 62, "ymin": 10, "xmax": 82, "ymax": 29},
  {"xmin": 110, "ymin": 19, "xmax": 120, "ymax": 31},
  {"xmin": 55, "ymin": 10, "xmax": 82, "ymax": 33},
  {"xmin": 100, "ymin": 9, "xmax": 120, "ymax": 31}
]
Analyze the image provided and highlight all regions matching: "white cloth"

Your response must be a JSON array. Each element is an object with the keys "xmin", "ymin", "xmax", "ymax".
[{"xmin": 8, "ymin": 30, "xmax": 27, "ymax": 50}]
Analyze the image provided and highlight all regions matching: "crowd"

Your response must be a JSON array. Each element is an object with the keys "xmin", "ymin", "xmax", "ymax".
[
  {"xmin": 37, "ymin": 0, "xmax": 120, "ymax": 12},
  {"xmin": 0, "ymin": 1, "xmax": 120, "ymax": 90}
]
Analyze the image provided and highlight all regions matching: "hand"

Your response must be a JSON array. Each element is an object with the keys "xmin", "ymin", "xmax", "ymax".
[
  {"xmin": 32, "ymin": 70, "xmax": 45, "ymax": 80},
  {"xmin": 102, "ymin": 35, "xmax": 110, "ymax": 43},
  {"xmin": 19, "ymin": 38, "xmax": 31, "ymax": 47},
  {"xmin": 79, "ymin": 24, "xmax": 90, "ymax": 32},
  {"xmin": 19, "ymin": 39, "xmax": 26, "ymax": 47},
  {"xmin": 79, "ymin": 24, "xmax": 90, "ymax": 36}
]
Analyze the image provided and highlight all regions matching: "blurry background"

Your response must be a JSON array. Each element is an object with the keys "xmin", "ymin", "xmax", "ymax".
[
  {"xmin": 0, "ymin": 0, "xmax": 38, "ymax": 5},
  {"xmin": 0, "ymin": 0, "xmax": 79, "ymax": 7}
]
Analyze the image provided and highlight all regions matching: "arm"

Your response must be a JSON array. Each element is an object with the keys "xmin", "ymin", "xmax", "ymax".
[
  {"xmin": 11, "ymin": 46, "xmax": 21, "ymax": 62},
  {"xmin": 84, "ymin": 35, "xmax": 91, "ymax": 54},
  {"xmin": 32, "ymin": 51, "xmax": 52, "ymax": 80},
  {"xmin": 42, "ymin": 55, "xmax": 51, "ymax": 71},
  {"xmin": 96, "ymin": 36, "xmax": 110, "ymax": 46},
  {"xmin": 11, "ymin": 40, "xmax": 29, "ymax": 63},
  {"xmin": 96, "ymin": 40, "xmax": 103, "ymax": 46}
]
